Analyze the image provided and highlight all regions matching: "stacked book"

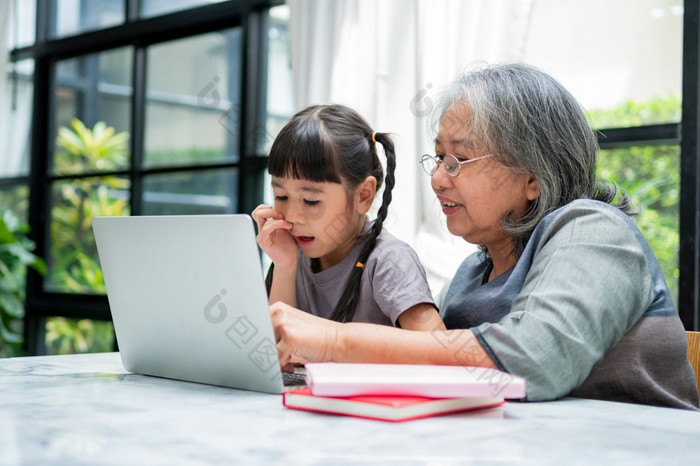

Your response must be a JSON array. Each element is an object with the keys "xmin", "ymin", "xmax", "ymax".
[{"xmin": 282, "ymin": 363, "xmax": 526, "ymax": 422}]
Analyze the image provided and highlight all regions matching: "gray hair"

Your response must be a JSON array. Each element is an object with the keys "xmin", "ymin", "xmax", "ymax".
[{"xmin": 431, "ymin": 62, "xmax": 631, "ymax": 256}]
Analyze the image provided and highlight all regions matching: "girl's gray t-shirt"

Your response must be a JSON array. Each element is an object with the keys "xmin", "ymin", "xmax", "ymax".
[{"xmin": 295, "ymin": 223, "xmax": 436, "ymax": 326}]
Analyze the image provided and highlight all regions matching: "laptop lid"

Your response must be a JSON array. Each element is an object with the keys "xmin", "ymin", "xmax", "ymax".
[{"xmin": 92, "ymin": 214, "xmax": 285, "ymax": 394}]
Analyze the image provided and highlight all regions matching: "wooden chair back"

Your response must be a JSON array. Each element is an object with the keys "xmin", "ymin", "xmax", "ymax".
[{"xmin": 687, "ymin": 331, "xmax": 700, "ymax": 394}]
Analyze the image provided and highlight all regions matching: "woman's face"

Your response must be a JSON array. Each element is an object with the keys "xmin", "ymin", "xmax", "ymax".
[{"xmin": 431, "ymin": 103, "xmax": 539, "ymax": 255}]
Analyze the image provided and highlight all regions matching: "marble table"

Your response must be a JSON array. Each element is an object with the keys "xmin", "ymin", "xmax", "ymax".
[{"xmin": 1, "ymin": 352, "xmax": 699, "ymax": 465}]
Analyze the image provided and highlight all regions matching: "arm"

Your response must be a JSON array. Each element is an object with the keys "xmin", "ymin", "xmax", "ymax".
[
  {"xmin": 267, "ymin": 263, "xmax": 298, "ymax": 307},
  {"xmin": 251, "ymin": 205, "xmax": 298, "ymax": 306},
  {"xmin": 476, "ymin": 202, "xmax": 655, "ymax": 400},
  {"xmin": 397, "ymin": 303, "xmax": 446, "ymax": 331},
  {"xmin": 367, "ymin": 235, "xmax": 441, "ymax": 328},
  {"xmin": 271, "ymin": 301, "xmax": 494, "ymax": 371}
]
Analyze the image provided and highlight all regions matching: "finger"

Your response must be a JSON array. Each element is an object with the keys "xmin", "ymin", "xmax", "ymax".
[
  {"xmin": 252, "ymin": 205, "xmax": 276, "ymax": 231},
  {"xmin": 281, "ymin": 362, "xmax": 295, "ymax": 373},
  {"xmin": 276, "ymin": 338, "xmax": 294, "ymax": 372},
  {"xmin": 270, "ymin": 302, "xmax": 285, "ymax": 339},
  {"xmin": 253, "ymin": 205, "xmax": 284, "ymax": 220},
  {"xmin": 259, "ymin": 219, "xmax": 293, "ymax": 244}
]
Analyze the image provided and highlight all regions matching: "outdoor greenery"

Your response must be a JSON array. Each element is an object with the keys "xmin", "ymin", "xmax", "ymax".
[
  {"xmin": 55, "ymin": 118, "xmax": 129, "ymax": 174},
  {"xmin": 45, "ymin": 317, "xmax": 114, "ymax": 355},
  {"xmin": 0, "ymin": 210, "xmax": 45, "ymax": 357},
  {"xmin": 49, "ymin": 118, "xmax": 130, "ymax": 295},
  {"xmin": 43, "ymin": 118, "xmax": 130, "ymax": 354},
  {"xmin": 145, "ymin": 147, "xmax": 227, "ymax": 167}
]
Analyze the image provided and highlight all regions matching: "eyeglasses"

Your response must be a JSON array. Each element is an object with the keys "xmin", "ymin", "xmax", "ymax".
[{"xmin": 419, "ymin": 153, "xmax": 493, "ymax": 177}]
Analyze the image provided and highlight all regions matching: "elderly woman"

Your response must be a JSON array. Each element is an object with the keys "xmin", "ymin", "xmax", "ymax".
[{"xmin": 270, "ymin": 63, "xmax": 699, "ymax": 410}]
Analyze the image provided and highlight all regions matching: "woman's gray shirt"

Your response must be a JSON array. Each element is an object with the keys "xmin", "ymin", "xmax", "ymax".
[{"xmin": 440, "ymin": 199, "xmax": 699, "ymax": 409}]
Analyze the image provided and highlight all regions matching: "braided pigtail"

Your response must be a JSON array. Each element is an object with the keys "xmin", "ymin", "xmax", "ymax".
[
  {"xmin": 264, "ymin": 262, "xmax": 274, "ymax": 295},
  {"xmin": 329, "ymin": 132, "xmax": 396, "ymax": 322}
]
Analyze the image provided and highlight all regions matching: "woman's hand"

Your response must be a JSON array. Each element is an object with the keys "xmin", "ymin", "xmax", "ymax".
[
  {"xmin": 251, "ymin": 204, "xmax": 298, "ymax": 268},
  {"xmin": 271, "ymin": 302, "xmax": 495, "ymax": 370},
  {"xmin": 270, "ymin": 301, "xmax": 340, "ymax": 372}
]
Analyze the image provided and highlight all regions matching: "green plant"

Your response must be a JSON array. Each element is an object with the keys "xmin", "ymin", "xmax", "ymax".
[
  {"xmin": 0, "ymin": 210, "xmax": 45, "ymax": 357},
  {"xmin": 45, "ymin": 118, "xmax": 129, "ymax": 354},
  {"xmin": 55, "ymin": 118, "xmax": 128, "ymax": 174},
  {"xmin": 45, "ymin": 317, "xmax": 114, "ymax": 354},
  {"xmin": 50, "ymin": 119, "xmax": 130, "ymax": 294},
  {"xmin": 589, "ymin": 93, "xmax": 681, "ymax": 127}
]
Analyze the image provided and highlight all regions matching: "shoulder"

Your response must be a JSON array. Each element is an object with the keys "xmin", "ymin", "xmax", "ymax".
[
  {"xmin": 519, "ymin": 198, "xmax": 658, "ymax": 298},
  {"xmin": 364, "ymin": 228, "xmax": 431, "ymax": 283},
  {"xmin": 532, "ymin": 199, "xmax": 640, "ymax": 248},
  {"xmin": 545, "ymin": 198, "xmax": 631, "ymax": 226},
  {"xmin": 370, "ymin": 228, "xmax": 421, "ymax": 258},
  {"xmin": 521, "ymin": 199, "xmax": 665, "ymax": 309}
]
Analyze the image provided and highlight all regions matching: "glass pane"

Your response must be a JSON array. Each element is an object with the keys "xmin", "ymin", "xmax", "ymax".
[
  {"xmin": 53, "ymin": 0, "xmax": 124, "ymax": 38},
  {"xmin": 7, "ymin": 0, "xmax": 36, "ymax": 49},
  {"xmin": 45, "ymin": 317, "xmax": 115, "ymax": 354},
  {"xmin": 0, "ymin": 185, "xmax": 30, "ymax": 223},
  {"xmin": 597, "ymin": 145, "xmax": 679, "ymax": 306},
  {"xmin": 1, "ymin": 60, "xmax": 34, "ymax": 177},
  {"xmin": 142, "ymin": 169, "xmax": 238, "ymax": 215},
  {"xmin": 264, "ymin": 5, "xmax": 294, "ymax": 154},
  {"xmin": 144, "ymin": 29, "xmax": 242, "ymax": 167},
  {"xmin": 523, "ymin": 0, "xmax": 682, "ymax": 126},
  {"xmin": 48, "ymin": 176, "xmax": 130, "ymax": 293},
  {"xmin": 140, "ymin": 0, "xmax": 227, "ymax": 18},
  {"xmin": 53, "ymin": 48, "xmax": 133, "ymax": 175}
]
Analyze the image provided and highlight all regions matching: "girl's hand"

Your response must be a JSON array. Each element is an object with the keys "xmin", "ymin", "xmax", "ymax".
[
  {"xmin": 270, "ymin": 301, "xmax": 340, "ymax": 372},
  {"xmin": 251, "ymin": 204, "xmax": 298, "ymax": 268}
]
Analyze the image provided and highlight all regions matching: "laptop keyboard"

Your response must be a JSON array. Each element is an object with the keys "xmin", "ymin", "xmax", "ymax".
[{"xmin": 282, "ymin": 370, "xmax": 307, "ymax": 387}]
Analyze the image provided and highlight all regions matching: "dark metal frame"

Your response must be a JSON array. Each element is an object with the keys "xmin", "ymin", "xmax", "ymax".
[
  {"xmin": 680, "ymin": 0, "xmax": 700, "ymax": 331},
  {"xmin": 11, "ymin": 0, "xmax": 280, "ymax": 354}
]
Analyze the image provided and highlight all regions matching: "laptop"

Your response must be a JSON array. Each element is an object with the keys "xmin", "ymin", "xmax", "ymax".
[{"xmin": 92, "ymin": 214, "xmax": 303, "ymax": 394}]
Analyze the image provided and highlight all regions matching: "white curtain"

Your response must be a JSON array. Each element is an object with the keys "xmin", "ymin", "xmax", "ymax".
[
  {"xmin": 287, "ymin": 0, "xmax": 535, "ymax": 294},
  {"xmin": 0, "ymin": 0, "xmax": 33, "ymax": 178}
]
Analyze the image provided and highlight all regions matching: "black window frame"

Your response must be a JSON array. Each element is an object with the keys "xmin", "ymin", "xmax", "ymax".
[
  {"xmin": 9, "ymin": 0, "xmax": 281, "ymax": 354},
  {"xmin": 679, "ymin": 0, "xmax": 700, "ymax": 331}
]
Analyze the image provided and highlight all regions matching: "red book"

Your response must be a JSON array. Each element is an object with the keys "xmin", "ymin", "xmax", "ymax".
[{"xmin": 282, "ymin": 387, "xmax": 505, "ymax": 422}]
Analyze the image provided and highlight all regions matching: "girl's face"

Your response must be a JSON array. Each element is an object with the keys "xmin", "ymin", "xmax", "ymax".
[
  {"xmin": 431, "ymin": 103, "xmax": 539, "ymax": 258},
  {"xmin": 271, "ymin": 176, "xmax": 371, "ymax": 269}
]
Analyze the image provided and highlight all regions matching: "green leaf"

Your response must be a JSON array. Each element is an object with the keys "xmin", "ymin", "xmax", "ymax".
[
  {"xmin": 0, "ymin": 220, "xmax": 15, "ymax": 244},
  {"xmin": 0, "ymin": 293, "xmax": 24, "ymax": 318},
  {"xmin": 5, "ymin": 243, "xmax": 39, "ymax": 266},
  {"xmin": 0, "ymin": 320, "xmax": 22, "ymax": 345}
]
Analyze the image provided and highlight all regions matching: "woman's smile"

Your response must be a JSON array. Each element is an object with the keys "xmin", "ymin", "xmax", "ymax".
[{"xmin": 438, "ymin": 195, "xmax": 462, "ymax": 215}]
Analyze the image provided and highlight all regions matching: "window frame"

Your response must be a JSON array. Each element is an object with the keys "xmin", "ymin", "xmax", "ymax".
[
  {"xmin": 679, "ymin": 0, "xmax": 700, "ymax": 331},
  {"xmin": 10, "ymin": 0, "xmax": 280, "ymax": 354}
]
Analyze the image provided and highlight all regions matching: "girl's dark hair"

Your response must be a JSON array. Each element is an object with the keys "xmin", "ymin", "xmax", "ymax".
[{"xmin": 264, "ymin": 104, "xmax": 396, "ymax": 323}]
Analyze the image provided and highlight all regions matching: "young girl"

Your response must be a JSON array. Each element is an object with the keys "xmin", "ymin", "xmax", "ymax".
[{"xmin": 252, "ymin": 104, "xmax": 444, "ymax": 331}]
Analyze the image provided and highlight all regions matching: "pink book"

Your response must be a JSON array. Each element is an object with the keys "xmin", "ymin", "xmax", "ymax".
[{"xmin": 304, "ymin": 363, "xmax": 526, "ymax": 399}]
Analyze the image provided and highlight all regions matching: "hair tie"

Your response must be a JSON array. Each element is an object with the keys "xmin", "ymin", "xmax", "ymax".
[
  {"xmin": 371, "ymin": 132, "xmax": 377, "ymax": 143},
  {"xmin": 355, "ymin": 261, "xmax": 364, "ymax": 268}
]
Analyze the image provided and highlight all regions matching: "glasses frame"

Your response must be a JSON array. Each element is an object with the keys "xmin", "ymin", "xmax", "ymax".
[{"xmin": 419, "ymin": 153, "xmax": 494, "ymax": 177}]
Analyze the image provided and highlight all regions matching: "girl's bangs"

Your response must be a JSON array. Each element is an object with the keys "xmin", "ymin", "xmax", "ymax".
[{"xmin": 267, "ymin": 125, "xmax": 341, "ymax": 183}]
